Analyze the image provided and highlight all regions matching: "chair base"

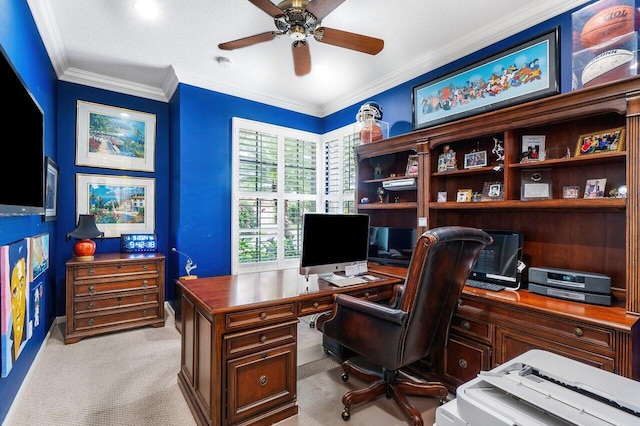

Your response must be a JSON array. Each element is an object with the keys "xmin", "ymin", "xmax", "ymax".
[{"xmin": 339, "ymin": 360, "xmax": 448, "ymax": 426}]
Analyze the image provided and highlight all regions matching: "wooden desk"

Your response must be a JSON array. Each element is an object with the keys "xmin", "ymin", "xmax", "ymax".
[{"xmin": 176, "ymin": 268, "xmax": 402, "ymax": 426}]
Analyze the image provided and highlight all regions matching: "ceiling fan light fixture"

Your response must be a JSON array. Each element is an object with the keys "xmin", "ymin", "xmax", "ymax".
[{"xmin": 290, "ymin": 26, "xmax": 307, "ymax": 40}]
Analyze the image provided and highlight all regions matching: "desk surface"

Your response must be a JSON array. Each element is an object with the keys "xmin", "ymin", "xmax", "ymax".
[{"xmin": 177, "ymin": 267, "xmax": 402, "ymax": 315}]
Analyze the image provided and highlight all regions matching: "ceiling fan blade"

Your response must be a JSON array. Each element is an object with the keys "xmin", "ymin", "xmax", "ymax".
[
  {"xmin": 248, "ymin": 0, "xmax": 283, "ymax": 17},
  {"xmin": 218, "ymin": 31, "xmax": 277, "ymax": 50},
  {"xmin": 292, "ymin": 40, "xmax": 311, "ymax": 76},
  {"xmin": 305, "ymin": 0, "xmax": 345, "ymax": 21},
  {"xmin": 314, "ymin": 27, "xmax": 383, "ymax": 55}
]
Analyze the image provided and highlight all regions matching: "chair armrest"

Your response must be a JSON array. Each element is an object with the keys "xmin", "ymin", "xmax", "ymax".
[{"xmin": 334, "ymin": 294, "xmax": 408, "ymax": 326}]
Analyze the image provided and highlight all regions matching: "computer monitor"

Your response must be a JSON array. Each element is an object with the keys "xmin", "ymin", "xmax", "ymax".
[
  {"xmin": 368, "ymin": 226, "xmax": 418, "ymax": 267},
  {"xmin": 299, "ymin": 213, "xmax": 370, "ymax": 278},
  {"xmin": 469, "ymin": 230, "xmax": 523, "ymax": 289}
]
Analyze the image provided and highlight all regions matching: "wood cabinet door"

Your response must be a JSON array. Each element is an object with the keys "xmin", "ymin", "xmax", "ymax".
[{"xmin": 443, "ymin": 335, "xmax": 491, "ymax": 389}]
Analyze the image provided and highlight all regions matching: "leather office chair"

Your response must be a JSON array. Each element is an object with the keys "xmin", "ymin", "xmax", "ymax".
[{"xmin": 321, "ymin": 226, "xmax": 492, "ymax": 426}]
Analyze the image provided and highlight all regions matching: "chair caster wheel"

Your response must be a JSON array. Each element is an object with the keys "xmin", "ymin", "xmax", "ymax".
[
  {"xmin": 342, "ymin": 408, "xmax": 350, "ymax": 421},
  {"xmin": 341, "ymin": 372, "xmax": 349, "ymax": 381}
]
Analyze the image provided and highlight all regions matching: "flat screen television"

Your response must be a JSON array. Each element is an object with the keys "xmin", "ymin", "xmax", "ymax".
[
  {"xmin": 299, "ymin": 213, "xmax": 370, "ymax": 278},
  {"xmin": 0, "ymin": 45, "xmax": 45, "ymax": 215},
  {"xmin": 368, "ymin": 226, "xmax": 418, "ymax": 267}
]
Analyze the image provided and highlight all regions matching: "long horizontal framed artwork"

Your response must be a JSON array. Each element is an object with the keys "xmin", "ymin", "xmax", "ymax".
[{"xmin": 412, "ymin": 29, "xmax": 559, "ymax": 130}]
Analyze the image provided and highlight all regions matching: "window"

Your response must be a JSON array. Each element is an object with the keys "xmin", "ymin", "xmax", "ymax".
[{"xmin": 232, "ymin": 118, "xmax": 360, "ymax": 274}]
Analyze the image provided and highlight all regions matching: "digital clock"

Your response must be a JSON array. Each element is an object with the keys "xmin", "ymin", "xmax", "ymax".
[{"xmin": 120, "ymin": 234, "xmax": 158, "ymax": 253}]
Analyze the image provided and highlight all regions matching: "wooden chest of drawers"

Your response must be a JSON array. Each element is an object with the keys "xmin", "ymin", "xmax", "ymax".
[{"xmin": 65, "ymin": 253, "xmax": 165, "ymax": 344}]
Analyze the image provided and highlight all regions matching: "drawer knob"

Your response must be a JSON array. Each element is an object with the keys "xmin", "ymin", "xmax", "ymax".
[
  {"xmin": 142, "ymin": 280, "xmax": 149, "ymax": 288},
  {"xmin": 260, "ymin": 335, "xmax": 267, "ymax": 343},
  {"xmin": 260, "ymin": 312, "xmax": 267, "ymax": 320},
  {"xmin": 88, "ymin": 318, "xmax": 94, "ymax": 326},
  {"xmin": 88, "ymin": 285, "xmax": 95, "ymax": 295},
  {"xmin": 364, "ymin": 292, "xmax": 370, "ymax": 298},
  {"xmin": 143, "ymin": 295, "xmax": 148, "ymax": 302},
  {"xmin": 313, "ymin": 302, "xmax": 319, "ymax": 308},
  {"xmin": 142, "ymin": 309, "xmax": 148, "ymax": 316},
  {"xmin": 259, "ymin": 375, "xmax": 268, "ymax": 386},
  {"xmin": 88, "ymin": 302, "xmax": 94, "ymax": 309},
  {"xmin": 88, "ymin": 269, "xmax": 95, "ymax": 276},
  {"xmin": 458, "ymin": 358, "xmax": 468, "ymax": 369},
  {"xmin": 574, "ymin": 327, "xmax": 583, "ymax": 337},
  {"xmin": 461, "ymin": 320, "xmax": 470, "ymax": 330},
  {"xmin": 143, "ymin": 264, "xmax": 148, "ymax": 270}
]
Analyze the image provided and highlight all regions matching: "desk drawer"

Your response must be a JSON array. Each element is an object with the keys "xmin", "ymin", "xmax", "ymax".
[
  {"xmin": 450, "ymin": 313, "xmax": 492, "ymax": 345},
  {"xmin": 225, "ymin": 304, "xmax": 296, "ymax": 330},
  {"xmin": 73, "ymin": 305, "xmax": 160, "ymax": 330},
  {"xmin": 74, "ymin": 291, "xmax": 159, "ymax": 313},
  {"xmin": 74, "ymin": 277, "xmax": 158, "ymax": 296},
  {"xmin": 298, "ymin": 296, "xmax": 333, "ymax": 316},
  {"xmin": 73, "ymin": 261, "xmax": 159, "ymax": 279},
  {"xmin": 225, "ymin": 320, "xmax": 298, "ymax": 358},
  {"xmin": 349, "ymin": 285, "xmax": 394, "ymax": 302}
]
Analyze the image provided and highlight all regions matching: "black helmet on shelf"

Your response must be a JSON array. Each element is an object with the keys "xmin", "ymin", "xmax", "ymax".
[{"xmin": 356, "ymin": 101, "xmax": 383, "ymax": 122}]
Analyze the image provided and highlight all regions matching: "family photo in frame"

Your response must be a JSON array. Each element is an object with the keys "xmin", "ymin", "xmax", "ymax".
[{"xmin": 576, "ymin": 128, "xmax": 625, "ymax": 157}]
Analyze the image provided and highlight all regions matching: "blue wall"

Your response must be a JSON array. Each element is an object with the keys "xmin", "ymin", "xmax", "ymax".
[
  {"xmin": 0, "ymin": 0, "xmax": 58, "ymax": 418},
  {"xmin": 0, "ymin": 0, "xmax": 594, "ymax": 422}
]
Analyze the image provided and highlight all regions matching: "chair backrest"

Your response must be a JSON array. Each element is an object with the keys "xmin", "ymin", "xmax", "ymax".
[{"xmin": 397, "ymin": 226, "xmax": 492, "ymax": 366}]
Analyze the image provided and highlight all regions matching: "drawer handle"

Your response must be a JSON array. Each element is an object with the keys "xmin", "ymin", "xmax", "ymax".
[
  {"xmin": 260, "ymin": 335, "xmax": 267, "ymax": 343},
  {"xmin": 312, "ymin": 302, "xmax": 319, "ymax": 308},
  {"xmin": 143, "ymin": 264, "xmax": 148, "ymax": 270},
  {"xmin": 142, "ymin": 310, "xmax": 148, "ymax": 316},
  {"xmin": 88, "ymin": 302, "xmax": 94, "ymax": 309},
  {"xmin": 88, "ymin": 269, "xmax": 95, "ymax": 276},
  {"xmin": 364, "ymin": 292, "xmax": 370, "ymax": 298},
  {"xmin": 461, "ymin": 320, "xmax": 470, "ymax": 330},
  {"xmin": 259, "ymin": 375, "xmax": 268, "ymax": 386},
  {"xmin": 88, "ymin": 285, "xmax": 95, "ymax": 295},
  {"xmin": 574, "ymin": 327, "xmax": 583, "ymax": 337},
  {"xmin": 260, "ymin": 312, "xmax": 267, "ymax": 320},
  {"xmin": 142, "ymin": 280, "xmax": 149, "ymax": 288},
  {"xmin": 88, "ymin": 318, "xmax": 94, "ymax": 326},
  {"xmin": 143, "ymin": 295, "xmax": 148, "ymax": 302},
  {"xmin": 458, "ymin": 358, "xmax": 468, "ymax": 369}
]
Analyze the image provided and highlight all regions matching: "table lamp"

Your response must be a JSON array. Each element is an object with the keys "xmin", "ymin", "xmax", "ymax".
[
  {"xmin": 171, "ymin": 247, "xmax": 198, "ymax": 280},
  {"xmin": 66, "ymin": 214, "xmax": 104, "ymax": 261}
]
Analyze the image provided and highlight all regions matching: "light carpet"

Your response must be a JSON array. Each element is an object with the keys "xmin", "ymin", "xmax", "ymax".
[{"xmin": 5, "ymin": 311, "xmax": 438, "ymax": 425}]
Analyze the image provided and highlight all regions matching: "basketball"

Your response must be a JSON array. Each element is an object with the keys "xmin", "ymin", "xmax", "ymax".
[
  {"xmin": 360, "ymin": 124, "xmax": 384, "ymax": 143},
  {"xmin": 581, "ymin": 48, "xmax": 633, "ymax": 87},
  {"xmin": 580, "ymin": 5, "xmax": 638, "ymax": 49}
]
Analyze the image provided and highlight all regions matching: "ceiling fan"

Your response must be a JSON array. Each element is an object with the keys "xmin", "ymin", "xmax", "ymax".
[{"xmin": 218, "ymin": 0, "xmax": 384, "ymax": 76}]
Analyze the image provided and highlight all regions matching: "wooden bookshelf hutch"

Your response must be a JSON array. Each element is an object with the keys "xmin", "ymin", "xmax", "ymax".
[{"xmin": 355, "ymin": 76, "xmax": 640, "ymax": 387}]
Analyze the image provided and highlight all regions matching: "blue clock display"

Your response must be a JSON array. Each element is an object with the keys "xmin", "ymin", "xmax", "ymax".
[{"xmin": 120, "ymin": 234, "xmax": 158, "ymax": 253}]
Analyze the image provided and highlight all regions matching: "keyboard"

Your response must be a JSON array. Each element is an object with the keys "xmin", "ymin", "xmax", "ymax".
[
  {"xmin": 321, "ymin": 274, "xmax": 367, "ymax": 287},
  {"xmin": 465, "ymin": 279, "xmax": 505, "ymax": 292}
]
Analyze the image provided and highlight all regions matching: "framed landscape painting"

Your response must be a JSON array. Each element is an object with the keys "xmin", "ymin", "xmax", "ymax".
[
  {"xmin": 76, "ymin": 174, "xmax": 155, "ymax": 238},
  {"xmin": 412, "ymin": 29, "xmax": 558, "ymax": 130},
  {"xmin": 76, "ymin": 101, "xmax": 156, "ymax": 172}
]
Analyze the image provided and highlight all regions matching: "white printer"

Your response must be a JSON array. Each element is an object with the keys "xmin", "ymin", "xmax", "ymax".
[{"xmin": 435, "ymin": 349, "xmax": 640, "ymax": 426}]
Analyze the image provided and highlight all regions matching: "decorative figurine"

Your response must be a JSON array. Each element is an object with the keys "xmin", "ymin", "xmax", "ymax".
[
  {"xmin": 374, "ymin": 163, "xmax": 383, "ymax": 179},
  {"xmin": 438, "ymin": 145, "xmax": 457, "ymax": 171},
  {"xmin": 492, "ymin": 138, "xmax": 505, "ymax": 162},
  {"xmin": 376, "ymin": 187, "xmax": 385, "ymax": 203}
]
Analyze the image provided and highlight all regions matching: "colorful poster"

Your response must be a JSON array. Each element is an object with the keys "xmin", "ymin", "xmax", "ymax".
[
  {"xmin": 31, "ymin": 282, "xmax": 43, "ymax": 330},
  {"xmin": 29, "ymin": 233, "xmax": 50, "ymax": 281},
  {"xmin": 1, "ymin": 239, "xmax": 31, "ymax": 378}
]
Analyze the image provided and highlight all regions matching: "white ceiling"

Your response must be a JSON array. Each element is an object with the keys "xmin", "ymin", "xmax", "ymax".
[{"xmin": 27, "ymin": 0, "xmax": 590, "ymax": 117}]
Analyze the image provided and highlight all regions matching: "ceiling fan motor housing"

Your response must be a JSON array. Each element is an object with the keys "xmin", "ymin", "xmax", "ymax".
[{"xmin": 275, "ymin": 0, "xmax": 319, "ymax": 40}]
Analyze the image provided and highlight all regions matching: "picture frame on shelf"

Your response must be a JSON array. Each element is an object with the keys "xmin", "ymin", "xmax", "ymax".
[
  {"xmin": 562, "ymin": 186, "xmax": 580, "ymax": 199},
  {"xmin": 76, "ymin": 101, "xmax": 156, "ymax": 172},
  {"xmin": 43, "ymin": 157, "xmax": 59, "ymax": 221},
  {"xmin": 456, "ymin": 189, "xmax": 472, "ymax": 202},
  {"xmin": 463, "ymin": 150, "xmax": 487, "ymax": 169},
  {"xmin": 405, "ymin": 154, "xmax": 419, "ymax": 176},
  {"xmin": 437, "ymin": 191, "xmax": 447, "ymax": 203},
  {"xmin": 584, "ymin": 178, "xmax": 606, "ymax": 199},
  {"xmin": 521, "ymin": 135, "xmax": 546, "ymax": 162},
  {"xmin": 481, "ymin": 181, "xmax": 504, "ymax": 201},
  {"xmin": 521, "ymin": 169, "xmax": 552, "ymax": 200},
  {"xmin": 412, "ymin": 29, "xmax": 558, "ymax": 130},
  {"xmin": 76, "ymin": 174, "xmax": 155, "ymax": 238},
  {"xmin": 575, "ymin": 127, "xmax": 625, "ymax": 157}
]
